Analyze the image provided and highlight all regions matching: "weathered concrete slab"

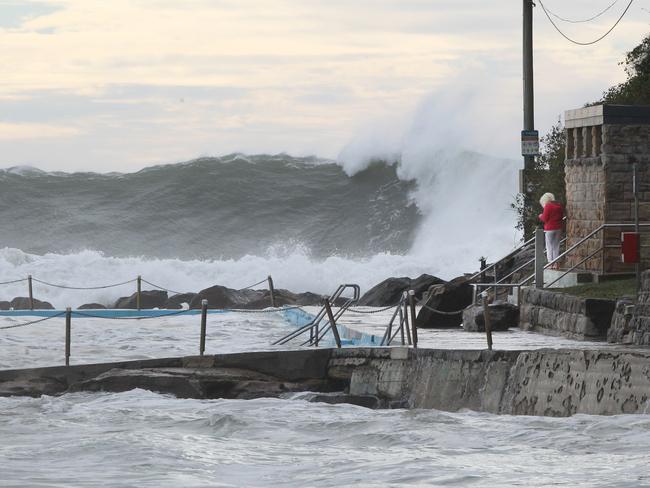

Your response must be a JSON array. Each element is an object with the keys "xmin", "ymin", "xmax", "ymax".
[
  {"xmin": 3, "ymin": 347, "xmax": 650, "ymax": 417},
  {"xmin": 0, "ymin": 350, "xmax": 333, "ymax": 398}
]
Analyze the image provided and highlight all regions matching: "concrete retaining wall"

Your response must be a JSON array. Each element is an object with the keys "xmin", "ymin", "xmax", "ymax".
[
  {"xmin": 3, "ymin": 347, "xmax": 650, "ymax": 417},
  {"xmin": 519, "ymin": 288, "xmax": 615, "ymax": 340},
  {"xmin": 336, "ymin": 348, "xmax": 650, "ymax": 416},
  {"xmin": 619, "ymin": 270, "xmax": 650, "ymax": 345}
]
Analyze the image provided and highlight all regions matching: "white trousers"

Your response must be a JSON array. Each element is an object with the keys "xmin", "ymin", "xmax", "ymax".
[{"xmin": 545, "ymin": 230, "xmax": 562, "ymax": 263}]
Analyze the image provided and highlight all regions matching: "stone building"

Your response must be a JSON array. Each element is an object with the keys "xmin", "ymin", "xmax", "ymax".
[{"xmin": 564, "ymin": 105, "xmax": 650, "ymax": 274}]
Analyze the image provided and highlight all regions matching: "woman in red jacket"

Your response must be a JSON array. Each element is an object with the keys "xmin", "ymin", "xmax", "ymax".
[{"xmin": 539, "ymin": 192, "xmax": 564, "ymax": 269}]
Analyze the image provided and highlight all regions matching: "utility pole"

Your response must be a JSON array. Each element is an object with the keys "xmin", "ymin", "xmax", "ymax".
[
  {"xmin": 520, "ymin": 0, "xmax": 538, "ymax": 237},
  {"xmin": 523, "ymin": 0, "xmax": 535, "ymax": 141}
]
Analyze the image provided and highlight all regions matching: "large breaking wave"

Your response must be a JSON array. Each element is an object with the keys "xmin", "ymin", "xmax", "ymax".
[{"xmin": 0, "ymin": 149, "xmax": 520, "ymax": 307}]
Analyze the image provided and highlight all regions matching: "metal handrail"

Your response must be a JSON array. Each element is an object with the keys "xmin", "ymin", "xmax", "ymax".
[
  {"xmin": 471, "ymin": 221, "xmax": 650, "ymax": 301},
  {"xmin": 468, "ymin": 235, "xmax": 536, "ymax": 282},
  {"xmin": 300, "ymin": 291, "xmax": 359, "ymax": 347},
  {"xmin": 380, "ymin": 292, "xmax": 410, "ymax": 346},
  {"xmin": 272, "ymin": 284, "xmax": 360, "ymax": 346},
  {"xmin": 522, "ymin": 222, "xmax": 650, "ymax": 287}
]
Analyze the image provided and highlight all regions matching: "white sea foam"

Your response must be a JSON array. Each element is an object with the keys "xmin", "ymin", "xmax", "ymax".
[
  {"xmin": 338, "ymin": 88, "xmax": 522, "ymax": 279},
  {"xmin": 0, "ymin": 247, "xmax": 440, "ymax": 308}
]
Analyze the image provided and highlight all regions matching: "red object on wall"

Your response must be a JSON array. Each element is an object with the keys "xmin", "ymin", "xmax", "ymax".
[{"xmin": 622, "ymin": 232, "xmax": 640, "ymax": 263}]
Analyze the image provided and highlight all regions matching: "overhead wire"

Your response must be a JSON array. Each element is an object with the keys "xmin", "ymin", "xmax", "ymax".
[
  {"xmin": 544, "ymin": 0, "xmax": 621, "ymax": 23},
  {"xmin": 538, "ymin": 0, "xmax": 635, "ymax": 46}
]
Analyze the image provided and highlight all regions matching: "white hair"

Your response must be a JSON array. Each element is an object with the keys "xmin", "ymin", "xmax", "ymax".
[{"xmin": 539, "ymin": 192, "xmax": 555, "ymax": 207}]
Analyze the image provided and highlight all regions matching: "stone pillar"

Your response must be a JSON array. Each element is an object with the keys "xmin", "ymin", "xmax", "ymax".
[{"xmin": 564, "ymin": 105, "xmax": 650, "ymax": 275}]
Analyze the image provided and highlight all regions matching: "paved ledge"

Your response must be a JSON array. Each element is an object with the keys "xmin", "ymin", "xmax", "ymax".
[{"xmin": 2, "ymin": 347, "xmax": 650, "ymax": 417}]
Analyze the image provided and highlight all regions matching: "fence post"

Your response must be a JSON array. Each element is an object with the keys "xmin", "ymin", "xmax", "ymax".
[
  {"xmin": 65, "ymin": 307, "xmax": 71, "ymax": 366},
  {"xmin": 323, "ymin": 299, "xmax": 342, "ymax": 348},
  {"xmin": 408, "ymin": 290, "xmax": 418, "ymax": 348},
  {"xmin": 28, "ymin": 275, "xmax": 34, "ymax": 310},
  {"xmin": 479, "ymin": 257, "xmax": 486, "ymax": 282},
  {"xmin": 535, "ymin": 228, "xmax": 545, "ymax": 289},
  {"xmin": 402, "ymin": 298, "xmax": 412, "ymax": 345},
  {"xmin": 200, "ymin": 299, "xmax": 208, "ymax": 356},
  {"xmin": 136, "ymin": 275, "xmax": 142, "ymax": 310},
  {"xmin": 481, "ymin": 293, "xmax": 493, "ymax": 351},
  {"xmin": 267, "ymin": 275, "xmax": 276, "ymax": 308}
]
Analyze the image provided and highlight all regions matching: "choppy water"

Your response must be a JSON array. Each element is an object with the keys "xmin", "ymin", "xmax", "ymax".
[
  {"xmin": 0, "ymin": 307, "xmax": 615, "ymax": 370},
  {"xmin": 0, "ymin": 308, "xmax": 648, "ymax": 486},
  {"xmin": 2, "ymin": 389, "xmax": 650, "ymax": 487}
]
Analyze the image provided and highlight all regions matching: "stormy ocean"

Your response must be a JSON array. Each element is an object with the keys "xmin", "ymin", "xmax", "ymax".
[
  {"xmin": 0, "ymin": 151, "xmax": 518, "ymax": 308},
  {"xmin": 2, "ymin": 152, "xmax": 647, "ymax": 487}
]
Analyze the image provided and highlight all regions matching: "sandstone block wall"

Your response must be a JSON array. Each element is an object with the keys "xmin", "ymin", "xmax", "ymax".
[
  {"xmin": 564, "ymin": 122, "xmax": 650, "ymax": 273},
  {"xmin": 519, "ymin": 288, "xmax": 615, "ymax": 340}
]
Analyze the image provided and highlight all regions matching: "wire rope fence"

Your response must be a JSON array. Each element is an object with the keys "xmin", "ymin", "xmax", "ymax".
[{"xmin": 0, "ymin": 274, "xmax": 280, "ymax": 311}]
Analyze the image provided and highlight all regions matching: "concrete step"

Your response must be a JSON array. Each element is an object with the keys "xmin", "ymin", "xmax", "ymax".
[{"xmin": 544, "ymin": 269, "xmax": 595, "ymax": 288}]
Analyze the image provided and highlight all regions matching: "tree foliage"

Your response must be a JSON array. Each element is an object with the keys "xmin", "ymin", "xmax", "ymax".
[{"xmin": 601, "ymin": 35, "xmax": 650, "ymax": 104}]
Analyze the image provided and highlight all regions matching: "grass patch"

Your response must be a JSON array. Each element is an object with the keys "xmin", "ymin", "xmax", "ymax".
[{"xmin": 551, "ymin": 278, "xmax": 637, "ymax": 300}]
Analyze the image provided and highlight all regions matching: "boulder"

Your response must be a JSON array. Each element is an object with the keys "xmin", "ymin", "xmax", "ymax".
[
  {"xmin": 10, "ymin": 297, "xmax": 54, "ymax": 310},
  {"xmin": 190, "ymin": 285, "xmax": 264, "ymax": 309},
  {"xmin": 462, "ymin": 302, "xmax": 519, "ymax": 332},
  {"xmin": 358, "ymin": 274, "xmax": 445, "ymax": 306},
  {"xmin": 165, "ymin": 293, "xmax": 197, "ymax": 309},
  {"xmin": 114, "ymin": 290, "xmax": 168, "ymax": 309},
  {"xmin": 415, "ymin": 276, "xmax": 473, "ymax": 329},
  {"xmin": 244, "ymin": 289, "xmax": 305, "ymax": 309},
  {"xmin": 77, "ymin": 303, "xmax": 107, "ymax": 310},
  {"xmin": 0, "ymin": 301, "xmax": 9, "ymax": 310},
  {"xmin": 190, "ymin": 285, "xmax": 333, "ymax": 310}
]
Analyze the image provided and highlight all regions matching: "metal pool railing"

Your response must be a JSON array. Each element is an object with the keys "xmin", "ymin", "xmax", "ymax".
[{"xmin": 272, "ymin": 284, "xmax": 360, "ymax": 348}]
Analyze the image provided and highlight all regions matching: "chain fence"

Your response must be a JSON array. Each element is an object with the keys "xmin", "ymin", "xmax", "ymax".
[{"xmin": 0, "ymin": 312, "xmax": 67, "ymax": 330}]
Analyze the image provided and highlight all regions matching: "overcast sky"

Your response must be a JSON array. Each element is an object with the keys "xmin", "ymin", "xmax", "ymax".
[{"xmin": 0, "ymin": 0, "xmax": 648, "ymax": 172}]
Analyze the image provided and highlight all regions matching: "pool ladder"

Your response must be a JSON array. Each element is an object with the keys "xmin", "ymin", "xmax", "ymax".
[{"xmin": 272, "ymin": 284, "xmax": 360, "ymax": 348}]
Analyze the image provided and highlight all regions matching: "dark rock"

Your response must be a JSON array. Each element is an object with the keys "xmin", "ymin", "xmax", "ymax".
[
  {"xmin": 245, "ymin": 289, "xmax": 306, "ymax": 309},
  {"xmin": 114, "ymin": 290, "xmax": 168, "ymax": 309},
  {"xmin": 77, "ymin": 303, "xmax": 107, "ymax": 309},
  {"xmin": 10, "ymin": 297, "xmax": 54, "ymax": 310},
  {"xmin": 293, "ymin": 291, "xmax": 327, "ymax": 306},
  {"xmin": 190, "ymin": 285, "xmax": 331, "ymax": 309},
  {"xmin": 462, "ymin": 302, "xmax": 519, "ymax": 332},
  {"xmin": 68, "ymin": 367, "xmax": 333, "ymax": 400},
  {"xmin": 358, "ymin": 274, "xmax": 445, "ymax": 306},
  {"xmin": 0, "ymin": 301, "xmax": 9, "ymax": 310},
  {"xmin": 415, "ymin": 276, "xmax": 473, "ymax": 328},
  {"xmin": 165, "ymin": 293, "xmax": 197, "ymax": 309},
  {"xmin": 190, "ymin": 285, "xmax": 267, "ymax": 309},
  {"xmin": 305, "ymin": 393, "xmax": 381, "ymax": 409},
  {"xmin": 410, "ymin": 274, "xmax": 446, "ymax": 298}
]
